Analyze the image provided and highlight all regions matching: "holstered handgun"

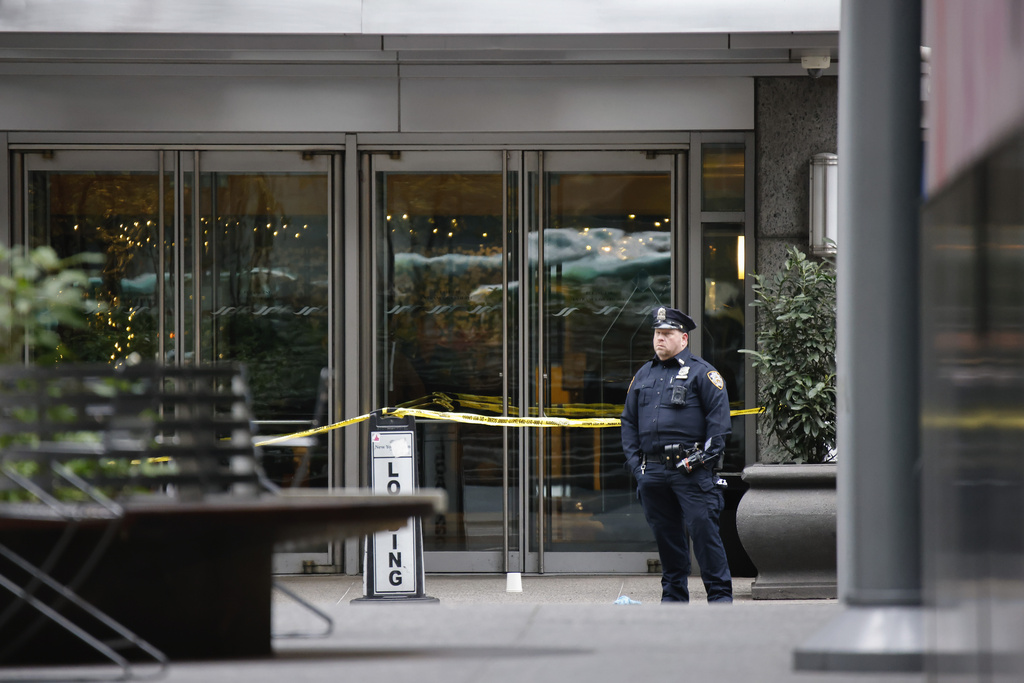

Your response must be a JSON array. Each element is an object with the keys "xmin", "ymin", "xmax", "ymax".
[{"xmin": 664, "ymin": 443, "xmax": 717, "ymax": 473}]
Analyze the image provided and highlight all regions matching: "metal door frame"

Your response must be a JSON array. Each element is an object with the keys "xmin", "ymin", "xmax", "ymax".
[
  {"xmin": 365, "ymin": 147, "xmax": 692, "ymax": 575},
  {"xmin": 191, "ymin": 150, "xmax": 337, "ymax": 572},
  {"xmin": 367, "ymin": 150, "xmax": 517, "ymax": 573},
  {"xmin": 526, "ymin": 149, "xmax": 684, "ymax": 574},
  {"xmin": 15, "ymin": 147, "xmax": 342, "ymax": 573}
]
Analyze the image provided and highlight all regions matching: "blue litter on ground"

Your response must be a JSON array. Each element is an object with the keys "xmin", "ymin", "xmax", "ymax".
[{"xmin": 614, "ymin": 595, "xmax": 642, "ymax": 605}]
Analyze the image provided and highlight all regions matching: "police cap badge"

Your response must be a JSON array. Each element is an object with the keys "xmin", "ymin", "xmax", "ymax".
[{"xmin": 651, "ymin": 306, "xmax": 696, "ymax": 332}]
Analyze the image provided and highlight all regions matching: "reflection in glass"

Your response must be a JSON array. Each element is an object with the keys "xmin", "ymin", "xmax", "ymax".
[
  {"xmin": 378, "ymin": 170, "xmax": 514, "ymax": 551},
  {"xmin": 29, "ymin": 171, "xmax": 162, "ymax": 363},
  {"xmin": 702, "ymin": 224, "xmax": 746, "ymax": 472},
  {"xmin": 29, "ymin": 165, "xmax": 331, "ymax": 488},
  {"xmin": 702, "ymin": 144, "xmax": 745, "ymax": 212},
  {"xmin": 921, "ymin": 143, "xmax": 1024, "ymax": 678},
  {"xmin": 199, "ymin": 172, "xmax": 330, "ymax": 488},
  {"xmin": 538, "ymin": 170, "xmax": 671, "ymax": 552}
]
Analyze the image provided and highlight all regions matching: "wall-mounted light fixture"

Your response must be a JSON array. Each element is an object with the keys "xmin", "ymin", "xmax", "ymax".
[
  {"xmin": 809, "ymin": 152, "xmax": 838, "ymax": 256},
  {"xmin": 736, "ymin": 235, "xmax": 745, "ymax": 281}
]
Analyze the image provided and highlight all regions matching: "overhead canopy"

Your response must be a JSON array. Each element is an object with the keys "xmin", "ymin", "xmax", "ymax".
[{"xmin": 0, "ymin": 0, "xmax": 839, "ymax": 35}]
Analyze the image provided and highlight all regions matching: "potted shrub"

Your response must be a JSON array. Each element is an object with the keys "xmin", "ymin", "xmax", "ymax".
[{"xmin": 736, "ymin": 245, "xmax": 838, "ymax": 599}]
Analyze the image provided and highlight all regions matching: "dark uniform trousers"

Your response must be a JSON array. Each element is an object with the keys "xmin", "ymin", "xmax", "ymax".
[{"xmin": 637, "ymin": 463, "xmax": 732, "ymax": 603}]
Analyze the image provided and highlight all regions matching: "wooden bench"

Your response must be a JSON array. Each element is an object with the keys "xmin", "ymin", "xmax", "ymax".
[{"xmin": 0, "ymin": 363, "xmax": 444, "ymax": 669}]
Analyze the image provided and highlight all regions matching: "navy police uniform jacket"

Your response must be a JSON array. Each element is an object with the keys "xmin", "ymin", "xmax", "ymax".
[{"xmin": 621, "ymin": 347, "xmax": 731, "ymax": 474}]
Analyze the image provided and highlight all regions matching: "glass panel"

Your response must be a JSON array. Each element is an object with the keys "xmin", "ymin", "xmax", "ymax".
[
  {"xmin": 538, "ymin": 164, "xmax": 672, "ymax": 553},
  {"xmin": 702, "ymin": 143, "xmax": 745, "ymax": 212},
  {"xmin": 199, "ymin": 170, "xmax": 330, "ymax": 489},
  {"xmin": 377, "ymin": 164, "xmax": 514, "ymax": 552},
  {"xmin": 702, "ymin": 224, "xmax": 746, "ymax": 472},
  {"xmin": 28, "ymin": 168, "xmax": 164, "ymax": 363}
]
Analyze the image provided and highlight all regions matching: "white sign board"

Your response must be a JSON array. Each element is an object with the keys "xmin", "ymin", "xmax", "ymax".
[{"xmin": 369, "ymin": 430, "xmax": 418, "ymax": 594}]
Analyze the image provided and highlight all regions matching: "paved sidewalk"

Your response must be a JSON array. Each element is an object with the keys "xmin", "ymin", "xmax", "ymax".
[
  {"xmin": 276, "ymin": 573, "xmax": 788, "ymax": 605},
  {"xmin": 1, "ymin": 575, "xmax": 927, "ymax": 683}
]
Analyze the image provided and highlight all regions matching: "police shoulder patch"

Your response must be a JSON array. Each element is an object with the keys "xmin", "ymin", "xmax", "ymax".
[{"xmin": 707, "ymin": 371, "xmax": 725, "ymax": 390}]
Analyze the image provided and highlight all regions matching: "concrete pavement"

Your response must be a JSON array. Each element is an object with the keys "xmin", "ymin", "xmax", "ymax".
[{"xmin": 1, "ymin": 575, "xmax": 927, "ymax": 683}]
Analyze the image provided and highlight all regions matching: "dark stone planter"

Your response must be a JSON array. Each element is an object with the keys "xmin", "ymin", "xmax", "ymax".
[{"xmin": 736, "ymin": 463, "xmax": 837, "ymax": 600}]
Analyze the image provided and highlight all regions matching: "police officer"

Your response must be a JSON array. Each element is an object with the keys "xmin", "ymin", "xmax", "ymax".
[{"xmin": 621, "ymin": 306, "xmax": 733, "ymax": 603}]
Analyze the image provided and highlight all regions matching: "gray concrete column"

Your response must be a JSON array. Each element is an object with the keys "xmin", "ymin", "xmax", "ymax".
[
  {"xmin": 837, "ymin": 0, "xmax": 923, "ymax": 606},
  {"xmin": 795, "ymin": 0, "xmax": 924, "ymax": 671}
]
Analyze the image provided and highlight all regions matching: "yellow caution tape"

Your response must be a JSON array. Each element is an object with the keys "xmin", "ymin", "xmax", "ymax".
[
  {"xmin": 253, "ymin": 395, "xmax": 764, "ymax": 447},
  {"xmin": 406, "ymin": 392, "xmax": 762, "ymax": 418},
  {"xmin": 446, "ymin": 398, "xmax": 624, "ymax": 419},
  {"xmin": 117, "ymin": 456, "xmax": 173, "ymax": 466},
  {"xmin": 730, "ymin": 407, "xmax": 765, "ymax": 416},
  {"xmin": 255, "ymin": 413, "xmax": 372, "ymax": 447},
  {"xmin": 384, "ymin": 406, "xmax": 622, "ymax": 429},
  {"xmin": 408, "ymin": 392, "xmax": 616, "ymax": 418},
  {"xmin": 920, "ymin": 410, "xmax": 1024, "ymax": 430},
  {"xmin": 409, "ymin": 391, "xmax": 760, "ymax": 418}
]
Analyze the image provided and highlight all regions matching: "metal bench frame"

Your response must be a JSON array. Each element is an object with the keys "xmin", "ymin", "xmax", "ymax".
[{"xmin": 0, "ymin": 363, "xmax": 444, "ymax": 676}]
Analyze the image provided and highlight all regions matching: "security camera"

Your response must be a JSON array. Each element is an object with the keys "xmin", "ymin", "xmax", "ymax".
[{"xmin": 801, "ymin": 55, "xmax": 831, "ymax": 78}]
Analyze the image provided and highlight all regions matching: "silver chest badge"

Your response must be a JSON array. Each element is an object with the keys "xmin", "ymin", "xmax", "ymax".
[{"xmin": 675, "ymin": 360, "xmax": 689, "ymax": 381}]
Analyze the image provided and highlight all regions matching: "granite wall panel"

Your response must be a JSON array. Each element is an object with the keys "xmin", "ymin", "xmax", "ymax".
[{"xmin": 755, "ymin": 76, "xmax": 838, "ymax": 275}]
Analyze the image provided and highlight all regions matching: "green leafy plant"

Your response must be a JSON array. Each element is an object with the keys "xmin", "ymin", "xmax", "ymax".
[
  {"xmin": 0, "ymin": 244, "xmax": 102, "ymax": 364},
  {"xmin": 741, "ymin": 246, "xmax": 836, "ymax": 464},
  {"xmin": 0, "ymin": 245, "xmax": 106, "ymax": 502}
]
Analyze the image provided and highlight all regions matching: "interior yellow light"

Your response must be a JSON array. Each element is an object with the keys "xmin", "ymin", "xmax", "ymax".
[{"xmin": 737, "ymin": 236, "xmax": 745, "ymax": 281}]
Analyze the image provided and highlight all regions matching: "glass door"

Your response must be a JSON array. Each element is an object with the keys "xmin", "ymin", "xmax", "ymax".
[
  {"xmin": 372, "ymin": 151, "xmax": 518, "ymax": 572},
  {"xmin": 191, "ymin": 151, "xmax": 331, "ymax": 476},
  {"xmin": 191, "ymin": 151, "xmax": 333, "ymax": 572},
  {"xmin": 528, "ymin": 150, "xmax": 680, "ymax": 573},
  {"xmin": 20, "ymin": 149, "xmax": 336, "ymax": 573},
  {"xmin": 371, "ymin": 149, "xmax": 686, "ymax": 574}
]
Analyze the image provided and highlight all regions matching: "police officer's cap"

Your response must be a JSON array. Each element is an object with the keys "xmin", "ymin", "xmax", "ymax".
[{"xmin": 651, "ymin": 306, "xmax": 696, "ymax": 332}]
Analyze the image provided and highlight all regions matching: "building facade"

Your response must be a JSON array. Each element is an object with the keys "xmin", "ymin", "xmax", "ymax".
[{"xmin": 0, "ymin": 0, "xmax": 839, "ymax": 575}]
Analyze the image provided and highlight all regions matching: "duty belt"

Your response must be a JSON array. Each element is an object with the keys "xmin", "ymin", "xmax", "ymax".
[
  {"xmin": 657, "ymin": 449, "xmax": 686, "ymax": 467},
  {"xmin": 654, "ymin": 442, "xmax": 712, "ymax": 468},
  {"xmin": 648, "ymin": 444, "xmax": 689, "ymax": 467}
]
